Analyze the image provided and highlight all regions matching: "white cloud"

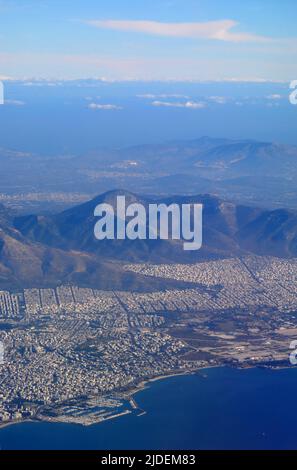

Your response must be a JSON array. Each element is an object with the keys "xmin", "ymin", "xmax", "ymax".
[
  {"xmin": 266, "ymin": 101, "xmax": 280, "ymax": 107},
  {"xmin": 22, "ymin": 80, "xmax": 63, "ymax": 87},
  {"xmin": 266, "ymin": 94, "xmax": 282, "ymax": 100},
  {"xmin": 5, "ymin": 99, "xmax": 25, "ymax": 106},
  {"xmin": 0, "ymin": 75, "xmax": 13, "ymax": 80},
  {"xmin": 208, "ymin": 96, "xmax": 228, "ymax": 104},
  {"xmin": 86, "ymin": 19, "xmax": 270, "ymax": 43},
  {"xmin": 137, "ymin": 93, "xmax": 189, "ymax": 99},
  {"xmin": 85, "ymin": 96, "xmax": 101, "ymax": 101},
  {"xmin": 88, "ymin": 102, "xmax": 122, "ymax": 110},
  {"xmin": 152, "ymin": 100, "xmax": 206, "ymax": 109}
]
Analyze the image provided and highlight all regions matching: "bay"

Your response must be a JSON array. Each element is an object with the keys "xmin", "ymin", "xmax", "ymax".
[{"xmin": 0, "ymin": 367, "xmax": 296, "ymax": 450}]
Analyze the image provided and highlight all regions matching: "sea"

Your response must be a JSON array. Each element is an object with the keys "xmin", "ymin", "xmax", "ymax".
[{"xmin": 0, "ymin": 366, "xmax": 296, "ymax": 450}]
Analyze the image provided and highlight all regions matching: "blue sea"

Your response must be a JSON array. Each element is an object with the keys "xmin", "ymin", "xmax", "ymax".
[
  {"xmin": 0, "ymin": 367, "xmax": 296, "ymax": 450},
  {"xmin": 2, "ymin": 81, "xmax": 297, "ymax": 155}
]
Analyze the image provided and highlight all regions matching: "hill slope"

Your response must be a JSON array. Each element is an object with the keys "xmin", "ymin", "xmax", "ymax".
[{"xmin": 14, "ymin": 190, "xmax": 297, "ymax": 262}]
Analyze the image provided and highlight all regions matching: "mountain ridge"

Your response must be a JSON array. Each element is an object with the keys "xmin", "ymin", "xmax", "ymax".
[{"xmin": 13, "ymin": 190, "xmax": 297, "ymax": 263}]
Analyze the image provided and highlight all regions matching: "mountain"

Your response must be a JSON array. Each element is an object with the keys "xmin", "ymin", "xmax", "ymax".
[
  {"xmin": 190, "ymin": 140, "xmax": 297, "ymax": 179},
  {"xmin": 13, "ymin": 191, "xmax": 239, "ymax": 262},
  {"xmin": 2, "ymin": 137, "xmax": 297, "ymax": 212},
  {"xmin": 14, "ymin": 190, "xmax": 297, "ymax": 262},
  {"xmin": 114, "ymin": 138, "xmax": 297, "ymax": 180},
  {"xmin": 2, "ymin": 189, "xmax": 297, "ymax": 290},
  {"xmin": 0, "ymin": 202, "xmax": 194, "ymax": 290},
  {"xmin": 237, "ymin": 209, "xmax": 297, "ymax": 257}
]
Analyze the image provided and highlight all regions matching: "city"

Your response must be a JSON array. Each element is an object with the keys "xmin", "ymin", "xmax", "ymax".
[{"xmin": 0, "ymin": 255, "xmax": 296, "ymax": 426}]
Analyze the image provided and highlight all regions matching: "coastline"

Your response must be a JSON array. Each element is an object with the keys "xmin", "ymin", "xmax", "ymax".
[
  {"xmin": 0, "ymin": 363, "xmax": 291, "ymax": 431},
  {"xmin": 0, "ymin": 368, "xmax": 208, "ymax": 430}
]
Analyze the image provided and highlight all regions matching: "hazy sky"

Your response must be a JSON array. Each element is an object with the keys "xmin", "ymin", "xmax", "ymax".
[{"xmin": 0, "ymin": 0, "xmax": 297, "ymax": 80}]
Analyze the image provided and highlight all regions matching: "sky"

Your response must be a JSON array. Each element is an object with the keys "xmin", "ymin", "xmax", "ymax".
[{"xmin": 0, "ymin": 0, "xmax": 297, "ymax": 81}]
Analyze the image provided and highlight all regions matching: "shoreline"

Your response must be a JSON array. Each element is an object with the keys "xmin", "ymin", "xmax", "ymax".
[
  {"xmin": 0, "ymin": 364, "xmax": 292, "ymax": 431},
  {"xmin": 0, "ymin": 367, "xmax": 213, "ymax": 431}
]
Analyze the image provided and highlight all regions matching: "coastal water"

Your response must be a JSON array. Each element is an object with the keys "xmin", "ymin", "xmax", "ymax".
[{"xmin": 0, "ymin": 367, "xmax": 297, "ymax": 450}]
